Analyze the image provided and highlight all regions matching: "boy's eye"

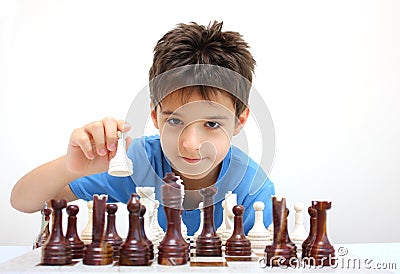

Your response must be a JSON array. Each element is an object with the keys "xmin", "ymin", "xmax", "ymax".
[
  {"xmin": 205, "ymin": 121, "xmax": 221, "ymax": 129},
  {"xmin": 167, "ymin": 118, "xmax": 183, "ymax": 126}
]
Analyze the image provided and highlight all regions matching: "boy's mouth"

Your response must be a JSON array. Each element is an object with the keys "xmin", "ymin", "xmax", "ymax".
[{"xmin": 181, "ymin": 157, "xmax": 202, "ymax": 164}]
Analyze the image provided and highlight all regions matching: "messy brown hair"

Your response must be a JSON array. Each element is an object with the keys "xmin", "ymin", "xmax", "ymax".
[{"xmin": 149, "ymin": 21, "xmax": 256, "ymax": 117}]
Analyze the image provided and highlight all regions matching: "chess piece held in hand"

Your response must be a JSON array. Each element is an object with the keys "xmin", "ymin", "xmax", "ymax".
[
  {"xmin": 108, "ymin": 131, "xmax": 133, "ymax": 177},
  {"xmin": 41, "ymin": 199, "xmax": 72, "ymax": 265}
]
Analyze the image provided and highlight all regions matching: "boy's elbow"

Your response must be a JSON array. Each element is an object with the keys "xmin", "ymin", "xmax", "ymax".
[{"xmin": 10, "ymin": 188, "xmax": 36, "ymax": 214}]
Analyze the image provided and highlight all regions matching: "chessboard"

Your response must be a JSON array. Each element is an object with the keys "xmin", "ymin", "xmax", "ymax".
[
  {"xmin": 2, "ymin": 244, "xmax": 397, "ymax": 274},
  {"xmin": 5, "ymin": 172, "xmax": 345, "ymax": 273}
]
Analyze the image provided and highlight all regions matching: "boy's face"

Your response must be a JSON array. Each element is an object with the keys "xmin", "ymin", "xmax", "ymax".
[{"xmin": 151, "ymin": 89, "xmax": 249, "ymax": 182}]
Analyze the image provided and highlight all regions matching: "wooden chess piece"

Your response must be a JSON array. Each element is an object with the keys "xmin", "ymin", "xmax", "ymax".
[
  {"xmin": 139, "ymin": 205, "xmax": 154, "ymax": 261},
  {"xmin": 308, "ymin": 201, "xmax": 335, "ymax": 266},
  {"xmin": 225, "ymin": 205, "xmax": 252, "ymax": 256},
  {"xmin": 104, "ymin": 204, "xmax": 123, "ymax": 259},
  {"xmin": 108, "ymin": 131, "xmax": 133, "ymax": 177},
  {"xmin": 193, "ymin": 202, "xmax": 204, "ymax": 240},
  {"xmin": 34, "ymin": 207, "xmax": 52, "ymax": 249},
  {"xmin": 290, "ymin": 202, "xmax": 308, "ymax": 253},
  {"xmin": 302, "ymin": 206, "xmax": 317, "ymax": 259},
  {"xmin": 119, "ymin": 193, "xmax": 150, "ymax": 266},
  {"xmin": 247, "ymin": 201, "xmax": 271, "ymax": 251},
  {"xmin": 157, "ymin": 172, "xmax": 189, "ymax": 265},
  {"xmin": 41, "ymin": 199, "xmax": 72, "ymax": 265},
  {"xmin": 221, "ymin": 191, "xmax": 237, "ymax": 243},
  {"xmin": 66, "ymin": 205, "xmax": 84, "ymax": 259},
  {"xmin": 136, "ymin": 186, "xmax": 164, "ymax": 248},
  {"xmin": 83, "ymin": 195, "xmax": 113, "ymax": 265},
  {"xmin": 81, "ymin": 200, "xmax": 93, "ymax": 245},
  {"xmin": 285, "ymin": 208, "xmax": 297, "ymax": 251},
  {"xmin": 264, "ymin": 197, "xmax": 297, "ymax": 267},
  {"xmin": 195, "ymin": 186, "xmax": 222, "ymax": 257}
]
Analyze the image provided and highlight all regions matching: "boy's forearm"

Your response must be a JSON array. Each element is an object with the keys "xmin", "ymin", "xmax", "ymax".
[{"xmin": 10, "ymin": 155, "xmax": 83, "ymax": 213}]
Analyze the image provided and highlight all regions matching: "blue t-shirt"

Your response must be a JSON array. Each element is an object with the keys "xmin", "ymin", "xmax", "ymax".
[{"xmin": 69, "ymin": 135, "xmax": 275, "ymax": 236}]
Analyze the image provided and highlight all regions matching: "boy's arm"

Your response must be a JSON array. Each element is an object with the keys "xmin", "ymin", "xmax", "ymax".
[
  {"xmin": 10, "ymin": 117, "xmax": 130, "ymax": 213},
  {"xmin": 10, "ymin": 155, "xmax": 81, "ymax": 213}
]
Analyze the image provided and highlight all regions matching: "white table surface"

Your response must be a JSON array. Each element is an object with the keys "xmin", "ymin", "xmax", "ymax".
[{"xmin": 0, "ymin": 243, "xmax": 399, "ymax": 273}]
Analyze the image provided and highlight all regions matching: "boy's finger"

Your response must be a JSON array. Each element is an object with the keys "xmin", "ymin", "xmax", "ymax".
[
  {"xmin": 70, "ymin": 129, "xmax": 95, "ymax": 160},
  {"xmin": 117, "ymin": 119, "xmax": 131, "ymax": 132},
  {"xmin": 85, "ymin": 121, "xmax": 107, "ymax": 157},
  {"xmin": 102, "ymin": 117, "xmax": 118, "ymax": 151}
]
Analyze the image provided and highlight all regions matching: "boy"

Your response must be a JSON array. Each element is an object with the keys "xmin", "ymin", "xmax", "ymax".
[{"xmin": 11, "ymin": 21, "xmax": 275, "ymax": 235}]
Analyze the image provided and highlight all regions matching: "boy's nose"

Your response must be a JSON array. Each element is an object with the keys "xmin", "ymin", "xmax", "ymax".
[{"xmin": 180, "ymin": 124, "xmax": 202, "ymax": 152}]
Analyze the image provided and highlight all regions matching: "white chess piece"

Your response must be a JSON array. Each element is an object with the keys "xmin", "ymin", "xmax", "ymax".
[
  {"xmin": 267, "ymin": 223, "xmax": 274, "ymax": 241},
  {"xmin": 175, "ymin": 176, "xmax": 188, "ymax": 241},
  {"xmin": 108, "ymin": 131, "xmax": 133, "ymax": 177},
  {"xmin": 151, "ymin": 200, "xmax": 165, "ymax": 241},
  {"xmin": 247, "ymin": 201, "xmax": 272, "ymax": 251},
  {"xmin": 290, "ymin": 202, "xmax": 308, "ymax": 251},
  {"xmin": 136, "ymin": 187, "xmax": 157, "ymax": 240},
  {"xmin": 222, "ymin": 191, "xmax": 237, "ymax": 243},
  {"xmin": 216, "ymin": 199, "xmax": 227, "ymax": 237},
  {"xmin": 81, "ymin": 200, "xmax": 93, "ymax": 245},
  {"xmin": 194, "ymin": 202, "xmax": 204, "ymax": 240}
]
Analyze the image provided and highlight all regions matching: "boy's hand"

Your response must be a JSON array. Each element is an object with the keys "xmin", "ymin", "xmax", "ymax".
[{"xmin": 66, "ymin": 117, "xmax": 132, "ymax": 175}]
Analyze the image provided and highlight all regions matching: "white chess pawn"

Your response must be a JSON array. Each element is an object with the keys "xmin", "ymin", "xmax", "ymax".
[
  {"xmin": 194, "ymin": 202, "xmax": 204, "ymax": 240},
  {"xmin": 247, "ymin": 201, "xmax": 272, "ymax": 251},
  {"xmin": 81, "ymin": 200, "xmax": 93, "ymax": 245},
  {"xmin": 290, "ymin": 202, "xmax": 308, "ymax": 252},
  {"xmin": 108, "ymin": 131, "xmax": 133, "ymax": 177}
]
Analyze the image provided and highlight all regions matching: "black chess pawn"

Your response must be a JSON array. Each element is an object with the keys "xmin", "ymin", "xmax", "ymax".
[
  {"xmin": 225, "ymin": 205, "xmax": 252, "ymax": 256},
  {"xmin": 302, "ymin": 206, "xmax": 317, "ymax": 259},
  {"xmin": 41, "ymin": 199, "xmax": 72, "ymax": 265},
  {"xmin": 104, "ymin": 204, "xmax": 123, "ymax": 259},
  {"xmin": 195, "ymin": 186, "xmax": 222, "ymax": 257},
  {"xmin": 66, "ymin": 205, "xmax": 84, "ymax": 259},
  {"xmin": 139, "ymin": 205, "xmax": 154, "ymax": 261},
  {"xmin": 119, "ymin": 193, "xmax": 150, "ymax": 266}
]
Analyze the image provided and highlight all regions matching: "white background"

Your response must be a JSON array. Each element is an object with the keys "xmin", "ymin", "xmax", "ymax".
[{"xmin": 1, "ymin": 0, "xmax": 399, "ymax": 246}]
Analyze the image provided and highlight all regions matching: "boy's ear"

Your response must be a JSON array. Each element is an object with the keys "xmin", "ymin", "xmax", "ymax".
[
  {"xmin": 233, "ymin": 107, "xmax": 250, "ymax": 136},
  {"xmin": 150, "ymin": 102, "xmax": 159, "ymax": 129}
]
